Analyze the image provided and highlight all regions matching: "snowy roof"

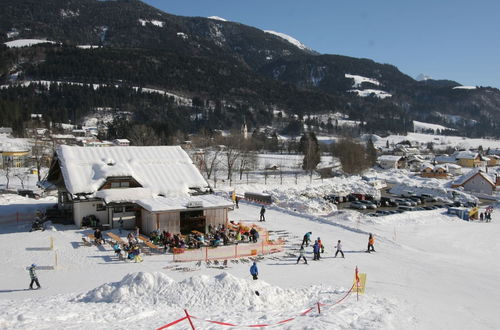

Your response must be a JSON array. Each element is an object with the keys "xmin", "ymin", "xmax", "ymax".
[
  {"xmin": 94, "ymin": 188, "xmax": 154, "ymax": 204},
  {"xmin": 55, "ymin": 145, "xmax": 209, "ymax": 196},
  {"xmin": 454, "ymin": 150, "xmax": 479, "ymax": 160},
  {"xmin": 378, "ymin": 155, "xmax": 403, "ymax": 162},
  {"xmin": 435, "ymin": 155, "xmax": 456, "ymax": 163},
  {"xmin": 452, "ymin": 168, "xmax": 495, "ymax": 187},
  {"xmin": 137, "ymin": 194, "xmax": 233, "ymax": 212}
]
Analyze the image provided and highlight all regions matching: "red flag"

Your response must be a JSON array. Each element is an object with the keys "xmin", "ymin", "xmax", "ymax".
[{"xmin": 355, "ymin": 266, "xmax": 360, "ymax": 285}]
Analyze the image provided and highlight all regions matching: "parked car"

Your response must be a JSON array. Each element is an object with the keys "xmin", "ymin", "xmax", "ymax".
[
  {"xmin": 398, "ymin": 206, "xmax": 415, "ymax": 212},
  {"xmin": 18, "ymin": 190, "xmax": 40, "ymax": 199},
  {"xmin": 409, "ymin": 197, "xmax": 422, "ymax": 205},
  {"xmin": 324, "ymin": 194, "xmax": 345, "ymax": 204},
  {"xmin": 359, "ymin": 200, "xmax": 377, "ymax": 209},
  {"xmin": 401, "ymin": 191, "xmax": 416, "ymax": 198},
  {"xmin": 376, "ymin": 210, "xmax": 390, "ymax": 216},
  {"xmin": 350, "ymin": 201, "xmax": 367, "ymax": 210},
  {"xmin": 420, "ymin": 194, "xmax": 437, "ymax": 202},
  {"xmin": 347, "ymin": 194, "xmax": 359, "ymax": 202},
  {"xmin": 404, "ymin": 199, "xmax": 418, "ymax": 206},
  {"xmin": 394, "ymin": 198, "xmax": 412, "ymax": 206},
  {"xmin": 352, "ymin": 193, "xmax": 366, "ymax": 201},
  {"xmin": 380, "ymin": 197, "xmax": 398, "ymax": 207}
]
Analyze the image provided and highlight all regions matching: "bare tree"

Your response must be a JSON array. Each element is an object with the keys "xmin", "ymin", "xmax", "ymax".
[
  {"xmin": 200, "ymin": 147, "xmax": 222, "ymax": 180},
  {"xmin": 128, "ymin": 124, "xmax": 161, "ymax": 146}
]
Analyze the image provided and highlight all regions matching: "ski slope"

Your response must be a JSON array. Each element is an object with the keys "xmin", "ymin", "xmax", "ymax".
[{"xmin": 0, "ymin": 193, "xmax": 498, "ymax": 329}]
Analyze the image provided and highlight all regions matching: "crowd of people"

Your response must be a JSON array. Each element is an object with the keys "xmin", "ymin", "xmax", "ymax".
[{"xmin": 139, "ymin": 222, "xmax": 262, "ymax": 252}]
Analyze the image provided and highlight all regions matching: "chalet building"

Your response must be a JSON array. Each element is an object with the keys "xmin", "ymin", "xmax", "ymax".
[
  {"xmin": 377, "ymin": 155, "xmax": 406, "ymax": 169},
  {"xmin": 112, "ymin": 139, "xmax": 130, "ymax": 146},
  {"xmin": 452, "ymin": 168, "xmax": 499, "ymax": 195},
  {"xmin": 45, "ymin": 145, "xmax": 233, "ymax": 234},
  {"xmin": 454, "ymin": 151, "xmax": 483, "ymax": 168},
  {"xmin": 420, "ymin": 163, "xmax": 449, "ymax": 179}
]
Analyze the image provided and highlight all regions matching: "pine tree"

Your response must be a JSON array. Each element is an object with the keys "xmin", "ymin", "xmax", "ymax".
[{"xmin": 301, "ymin": 132, "xmax": 321, "ymax": 171}]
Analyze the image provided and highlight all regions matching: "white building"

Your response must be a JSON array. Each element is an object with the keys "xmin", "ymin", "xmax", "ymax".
[
  {"xmin": 45, "ymin": 145, "xmax": 233, "ymax": 234},
  {"xmin": 452, "ymin": 168, "xmax": 499, "ymax": 195},
  {"xmin": 377, "ymin": 155, "xmax": 406, "ymax": 169}
]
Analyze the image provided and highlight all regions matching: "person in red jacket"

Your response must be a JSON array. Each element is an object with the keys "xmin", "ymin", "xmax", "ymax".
[{"xmin": 366, "ymin": 233, "xmax": 375, "ymax": 253}]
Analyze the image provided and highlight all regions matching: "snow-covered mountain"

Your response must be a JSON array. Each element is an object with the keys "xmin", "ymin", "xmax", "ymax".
[{"xmin": 264, "ymin": 30, "xmax": 310, "ymax": 51}]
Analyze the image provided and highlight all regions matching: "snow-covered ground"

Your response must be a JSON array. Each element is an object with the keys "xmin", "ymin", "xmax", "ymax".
[
  {"xmin": 0, "ymin": 193, "xmax": 498, "ymax": 329},
  {"xmin": 4, "ymin": 39, "xmax": 57, "ymax": 48}
]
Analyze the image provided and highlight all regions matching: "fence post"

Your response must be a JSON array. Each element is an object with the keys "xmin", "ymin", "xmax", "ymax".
[
  {"xmin": 184, "ymin": 309, "xmax": 196, "ymax": 330},
  {"xmin": 205, "ymin": 247, "xmax": 208, "ymax": 262},
  {"xmin": 235, "ymin": 243, "xmax": 238, "ymax": 258},
  {"xmin": 317, "ymin": 302, "xmax": 321, "ymax": 314},
  {"xmin": 261, "ymin": 239, "xmax": 264, "ymax": 255}
]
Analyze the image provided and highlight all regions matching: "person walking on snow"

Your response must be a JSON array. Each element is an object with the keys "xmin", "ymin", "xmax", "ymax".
[
  {"xmin": 313, "ymin": 240, "xmax": 321, "ymax": 260},
  {"xmin": 259, "ymin": 206, "xmax": 266, "ymax": 222},
  {"xmin": 334, "ymin": 240, "xmax": 345, "ymax": 258},
  {"xmin": 302, "ymin": 232, "xmax": 312, "ymax": 247},
  {"xmin": 296, "ymin": 245, "xmax": 308, "ymax": 264},
  {"xmin": 28, "ymin": 264, "xmax": 41, "ymax": 290},
  {"xmin": 366, "ymin": 233, "xmax": 376, "ymax": 253},
  {"xmin": 250, "ymin": 262, "xmax": 259, "ymax": 280}
]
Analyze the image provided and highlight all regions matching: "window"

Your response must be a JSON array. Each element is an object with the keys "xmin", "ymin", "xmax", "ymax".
[
  {"xmin": 113, "ymin": 206, "xmax": 124, "ymax": 213},
  {"xmin": 125, "ymin": 205, "xmax": 135, "ymax": 212},
  {"xmin": 96, "ymin": 204, "xmax": 106, "ymax": 211},
  {"xmin": 111, "ymin": 181, "xmax": 130, "ymax": 188}
]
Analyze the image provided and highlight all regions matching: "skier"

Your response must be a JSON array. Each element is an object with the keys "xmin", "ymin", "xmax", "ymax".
[
  {"xmin": 133, "ymin": 245, "xmax": 143, "ymax": 263},
  {"xmin": 94, "ymin": 228, "xmax": 103, "ymax": 245},
  {"xmin": 317, "ymin": 237, "xmax": 324, "ymax": 254},
  {"xmin": 480, "ymin": 212, "xmax": 484, "ymax": 221},
  {"xmin": 235, "ymin": 196, "xmax": 239, "ymax": 209},
  {"xmin": 296, "ymin": 245, "xmax": 308, "ymax": 264},
  {"xmin": 28, "ymin": 264, "xmax": 41, "ymax": 290},
  {"xmin": 313, "ymin": 240, "xmax": 321, "ymax": 260},
  {"xmin": 250, "ymin": 262, "xmax": 259, "ymax": 280},
  {"xmin": 302, "ymin": 232, "xmax": 312, "ymax": 247},
  {"xmin": 113, "ymin": 242, "xmax": 123, "ymax": 260},
  {"xmin": 366, "ymin": 233, "xmax": 376, "ymax": 253},
  {"xmin": 334, "ymin": 240, "xmax": 345, "ymax": 258},
  {"xmin": 118, "ymin": 217, "xmax": 124, "ymax": 234},
  {"xmin": 259, "ymin": 206, "xmax": 266, "ymax": 222},
  {"xmin": 250, "ymin": 227, "xmax": 258, "ymax": 243}
]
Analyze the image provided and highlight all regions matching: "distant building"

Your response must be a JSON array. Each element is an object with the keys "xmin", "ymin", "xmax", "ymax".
[
  {"xmin": 112, "ymin": 139, "xmax": 130, "ymax": 146},
  {"xmin": 452, "ymin": 168, "xmax": 499, "ymax": 195},
  {"xmin": 420, "ymin": 163, "xmax": 449, "ymax": 179},
  {"xmin": 454, "ymin": 151, "xmax": 483, "ymax": 168},
  {"xmin": 377, "ymin": 155, "xmax": 406, "ymax": 169},
  {"xmin": 0, "ymin": 147, "xmax": 30, "ymax": 168}
]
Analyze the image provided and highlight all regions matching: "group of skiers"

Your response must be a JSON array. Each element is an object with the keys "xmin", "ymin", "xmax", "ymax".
[{"xmin": 296, "ymin": 232, "xmax": 348, "ymax": 263}]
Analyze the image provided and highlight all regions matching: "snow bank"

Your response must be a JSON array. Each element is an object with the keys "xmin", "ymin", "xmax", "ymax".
[
  {"xmin": 4, "ymin": 39, "xmax": 56, "ymax": 48},
  {"xmin": 77, "ymin": 271, "xmax": 325, "ymax": 310}
]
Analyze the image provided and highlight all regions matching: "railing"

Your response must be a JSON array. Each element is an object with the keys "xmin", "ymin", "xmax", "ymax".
[{"xmin": 0, "ymin": 211, "xmax": 37, "ymax": 225}]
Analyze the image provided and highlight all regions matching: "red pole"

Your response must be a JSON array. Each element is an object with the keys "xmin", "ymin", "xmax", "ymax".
[
  {"xmin": 317, "ymin": 302, "xmax": 321, "ymax": 314},
  {"xmin": 184, "ymin": 309, "xmax": 196, "ymax": 330},
  {"xmin": 356, "ymin": 266, "xmax": 359, "ymax": 302}
]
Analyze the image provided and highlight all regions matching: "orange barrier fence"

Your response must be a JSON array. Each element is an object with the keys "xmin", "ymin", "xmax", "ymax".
[
  {"xmin": 173, "ymin": 239, "xmax": 285, "ymax": 262},
  {"xmin": 157, "ymin": 268, "xmax": 360, "ymax": 329},
  {"xmin": 0, "ymin": 211, "xmax": 37, "ymax": 225}
]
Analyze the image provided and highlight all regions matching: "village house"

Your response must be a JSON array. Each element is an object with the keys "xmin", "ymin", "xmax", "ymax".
[
  {"xmin": 45, "ymin": 145, "xmax": 233, "ymax": 234},
  {"xmin": 112, "ymin": 139, "xmax": 130, "ymax": 146},
  {"xmin": 454, "ymin": 150, "xmax": 483, "ymax": 168},
  {"xmin": 377, "ymin": 155, "xmax": 406, "ymax": 169},
  {"xmin": 451, "ymin": 168, "xmax": 500, "ymax": 195},
  {"xmin": 420, "ymin": 163, "xmax": 449, "ymax": 179},
  {"xmin": 0, "ymin": 146, "xmax": 30, "ymax": 168}
]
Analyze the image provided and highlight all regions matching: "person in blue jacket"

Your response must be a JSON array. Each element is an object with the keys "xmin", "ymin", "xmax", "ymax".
[
  {"xmin": 313, "ymin": 240, "xmax": 321, "ymax": 260},
  {"xmin": 250, "ymin": 262, "xmax": 258, "ymax": 280}
]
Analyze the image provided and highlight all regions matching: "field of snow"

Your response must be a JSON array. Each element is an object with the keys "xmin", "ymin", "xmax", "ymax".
[
  {"xmin": 345, "ymin": 74, "xmax": 380, "ymax": 88},
  {"xmin": 4, "ymin": 39, "xmax": 56, "ymax": 48},
  {"xmin": 413, "ymin": 120, "xmax": 454, "ymax": 133},
  {"xmin": 0, "ymin": 192, "xmax": 498, "ymax": 329},
  {"xmin": 264, "ymin": 30, "xmax": 310, "ymax": 51},
  {"xmin": 375, "ymin": 132, "xmax": 500, "ymax": 150}
]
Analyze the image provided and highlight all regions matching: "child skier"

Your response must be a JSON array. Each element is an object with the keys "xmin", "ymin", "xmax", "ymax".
[
  {"xmin": 334, "ymin": 240, "xmax": 345, "ymax": 258},
  {"xmin": 313, "ymin": 240, "xmax": 321, "ymax": 260},
  {"xmin": 28, "ymin": 264, "xmax": 41, "ymax": 290},
  {"xmin": 366, "ymin": 234, "xmax": 376, "ymax": 253},
  {"xmin": 317, "ymin": 237, "xmax": 325, "ymax": 254},
  {"xmin": 296, "ymin": 245, "xmax": 308, "ymax": 264},
  {"xmin": 250, "ymin": 262, "xmax": 259, "ymax": 280}
]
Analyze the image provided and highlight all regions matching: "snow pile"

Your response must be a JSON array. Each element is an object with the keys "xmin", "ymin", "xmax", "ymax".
[
  {"xmin": 265, "ymin": 177, "xmax": 379, "ymax": 215},
  {"xmin": 77, "ymin": 272, "xmax": 323, "ymax": 310},
  {"xmin": 264, "ymin": 30, "xmax": 310, "ymax": 51},
  {"xmin": 453, "ymin": 86, "xmax": 477, "ymax": 90},
  {"xmin": 4, "ymin": 39, "xmax": 56, "ymax": 48}
]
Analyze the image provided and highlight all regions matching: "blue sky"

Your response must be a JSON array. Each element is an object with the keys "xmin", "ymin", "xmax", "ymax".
[{"xmin": 144, "ymin": 0, "xmax": 500, "ymax": 88}]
